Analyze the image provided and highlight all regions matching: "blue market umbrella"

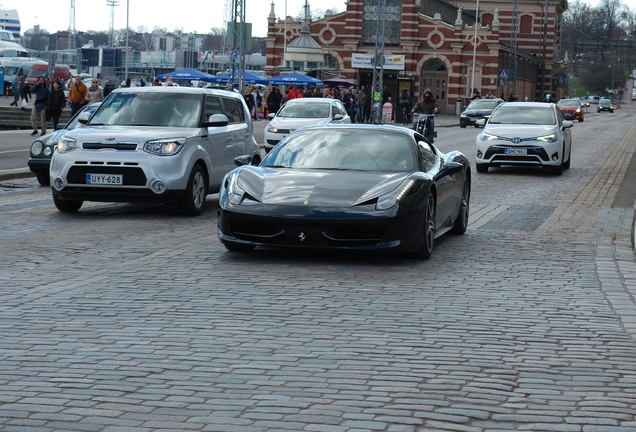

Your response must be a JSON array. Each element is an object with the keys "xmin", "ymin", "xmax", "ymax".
[
  {"xmin": 211, "ymin": 71, "xmax": 269, "ymax": 85},
  {"xmin": 267, "ymin": 72, "xmax": 323, "ymax": 87},
  {"xmin": 156, "ymin": 69, "xmax": 217, "ymax": 82}
]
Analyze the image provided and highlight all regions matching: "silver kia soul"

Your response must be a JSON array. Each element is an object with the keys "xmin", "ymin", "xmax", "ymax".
[{"xmin": 49, "ymin": 87, "xmax": 262, "ymax": 216}]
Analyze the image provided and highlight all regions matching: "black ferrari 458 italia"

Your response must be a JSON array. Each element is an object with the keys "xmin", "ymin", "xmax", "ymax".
[{"xmin": 217, "ymin": 124, "xmax": 471, "ymax": 259}]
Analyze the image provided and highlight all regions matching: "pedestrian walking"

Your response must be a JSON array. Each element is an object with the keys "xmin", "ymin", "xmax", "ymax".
[
  {"xmin": 267, "ymin": 86, "xmax": 282, "ymax": 116},
  {"xmin": 355, "ymin": 88, "xmax": 367, "ymax": 123},
  {"xmin": 30, "ymin": 76, "xmax": 50, "ymax": 136},
  {"xmin": 48, "ymin": 79, "xmax": 66, "ymax": 130},
  {"xmin": 20, "ymin": 81, "xmax": 32, "ymax": 111},
  {"xmin": 86, "ymin": 79, "xmax": 104, "ymax": 103},
  {"xmin": 10, "ymin": 77, "xmax": 20, "ymax": 107},
  {"xmin": 68, "ymin": 75, "xmax": 88, "ymax": 116}
]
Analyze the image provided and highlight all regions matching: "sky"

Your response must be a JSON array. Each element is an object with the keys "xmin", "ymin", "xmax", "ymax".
[
  {"xmin": 3, "ymin": 0, "xmax": 636, "ymax": 39},
  {"xmin": 1, "ymin": 0, "xmax": 347, "ymax": 38}
]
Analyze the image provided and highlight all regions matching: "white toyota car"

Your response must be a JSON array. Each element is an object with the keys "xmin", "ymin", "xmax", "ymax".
[
  {"xmin": 264, "ymin": 98, "xmax": 351, "ymax": 152},
  {"xmin": 475, "ymin": 102, "xmax": 573, "ymax": 175}
]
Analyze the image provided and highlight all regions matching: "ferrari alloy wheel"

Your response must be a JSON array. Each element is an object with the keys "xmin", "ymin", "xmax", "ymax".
[
  {"xmin": 451, "ymin": 176, "xmax": 470, "ymax": 235},
  {"xmin": 52, "ymin": 193, "xmax": 82, "ymax": 212},
  {"xmin": 414, "ymin": 192, "xmax": 436, "ymax": 260},
  {"xmin": 178, "ymin": 164, "xmax": 207, "ymax": 216}
]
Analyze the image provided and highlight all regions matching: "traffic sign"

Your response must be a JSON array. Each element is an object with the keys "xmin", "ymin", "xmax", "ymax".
[{"xmin": 229, "ymin": 50, "xmax": 239, "ymax": 60}]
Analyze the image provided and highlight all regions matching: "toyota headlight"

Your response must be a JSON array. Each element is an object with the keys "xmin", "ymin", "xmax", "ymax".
[
  {"xmin": 537, "ymin": 134, "xmax": 557, "ymax": 143},
  {"xmin": 480, "ymin": 132, "xmax": 499, "ymax": 141},
  {"xmin": 376, "ymin": 179, "xmax": 416, "ymax": 211},
  {"xmin": 57, "ymin": 137, "xmax": 77, "ymax": 153},
  {"xmin": 143, "ymin": 138, "xmax": 186, "ymax": 155}
]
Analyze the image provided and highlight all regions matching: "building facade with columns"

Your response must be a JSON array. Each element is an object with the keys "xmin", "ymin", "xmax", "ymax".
[{"xmin": 265, "ymin": 0, "xmax": 569, "ymax": 113}]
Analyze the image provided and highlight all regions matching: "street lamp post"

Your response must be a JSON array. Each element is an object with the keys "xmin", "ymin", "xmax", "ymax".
[{"xmin": 470, "ymin": 0, "xmax": 479, "ymax": 98}]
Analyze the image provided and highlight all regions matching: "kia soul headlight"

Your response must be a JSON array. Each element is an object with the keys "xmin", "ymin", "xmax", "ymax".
[
  {"xmin": 143, "ymin": 138, "xmax": 187, "ymax": 155},
  {"xmin": 57, "ymin": 137, "xmax": 77, "ymax": 153}
]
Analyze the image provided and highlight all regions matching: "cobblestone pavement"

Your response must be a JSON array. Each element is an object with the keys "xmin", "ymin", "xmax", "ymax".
[{"xmin": 1, "ymin": 112, "xmax": 636, "ymax": 431}]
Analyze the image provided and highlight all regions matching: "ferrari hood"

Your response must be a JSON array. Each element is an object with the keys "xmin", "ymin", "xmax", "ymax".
[{"xmin": 236, "ymin": 167, "xmax": 409, "ymax": 207}]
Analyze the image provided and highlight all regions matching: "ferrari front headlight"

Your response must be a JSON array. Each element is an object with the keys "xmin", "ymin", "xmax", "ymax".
[
  {"xmin": 226, "ymin": 173, "xmax": 246, "ymax": 205},
  {"xmin": 376, "ymin": 179, "xmax": 416, "ymax": 211}
]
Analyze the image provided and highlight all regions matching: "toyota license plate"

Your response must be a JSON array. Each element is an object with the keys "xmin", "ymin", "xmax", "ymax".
[
  {"xmin": 86, "ymin": 174, "xmax": 123, "ymax": 185},
  {"xmin": 505, "ymin": 148, "xmax": 527, "ymax": 155}
]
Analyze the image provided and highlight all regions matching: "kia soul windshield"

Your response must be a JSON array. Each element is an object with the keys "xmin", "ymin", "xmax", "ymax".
[{"xmin": 89, "ymin": 92, "xmax": 203, "ymax": 127}]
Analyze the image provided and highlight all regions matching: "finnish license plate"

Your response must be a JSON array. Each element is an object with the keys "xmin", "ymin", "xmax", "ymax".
[
  {"xmin": 86, "ymin": 174, "xmax": 123, "ymax": 185},
  {"xmin": 505, "ymin": 148, "xmax": 527, "ymax": 155}
]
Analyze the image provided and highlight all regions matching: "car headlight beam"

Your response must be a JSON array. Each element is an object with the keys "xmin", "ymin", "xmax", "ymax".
[
  {"xmin": 536, "ymin": 134, "xmax": 557, "ymax": 143},
  {"xmin": 143, "ymin": 138, "xmax": 187, "ymax": 156},
  {"xmin": 57, "ymin": 137, "xmax": 77, "ymax": 153},
  {"xmin": 30, "ymin": 141, "xmax": 43, "ymax": 156},
  {"xmin": 481, "ymin": 132, "xmax": 498, "ymax": 141}
]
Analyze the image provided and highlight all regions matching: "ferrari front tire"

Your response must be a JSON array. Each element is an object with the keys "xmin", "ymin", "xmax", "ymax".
[
  {"xmin": 413, "ymin": 192, "xmax": 435, "ymax": 260},
  {"xmin": 450, "ymin": 176, "xmax": 470, "ymax": 235}
]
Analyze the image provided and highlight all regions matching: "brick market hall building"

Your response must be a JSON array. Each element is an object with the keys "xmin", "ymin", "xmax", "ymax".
[{"xmin": 265, "ymin": 0, "xmax": 569, "ymax": 114}]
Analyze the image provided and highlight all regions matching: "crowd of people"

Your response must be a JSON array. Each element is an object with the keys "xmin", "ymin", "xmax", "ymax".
[
  {"xmin": 9, "ymin": 75, "xmax": 94, "ymax": 136},
  {"xmin": 239, "ymin": 83, "xmax": 414, "ymax": 125},
  {"xmin": 9, "ymin": 71, "xmax": 444, "ymax": 140}
]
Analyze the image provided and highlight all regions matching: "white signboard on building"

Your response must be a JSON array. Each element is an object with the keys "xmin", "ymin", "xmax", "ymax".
[{"xmin": 351, "ymin": 53, "xmax": 405, "ymax": 70}]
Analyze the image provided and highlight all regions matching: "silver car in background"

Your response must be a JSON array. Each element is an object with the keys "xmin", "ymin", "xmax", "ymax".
[{"xmin": 50, "ymin": 87, "xmax": 262, "ymax": 215}]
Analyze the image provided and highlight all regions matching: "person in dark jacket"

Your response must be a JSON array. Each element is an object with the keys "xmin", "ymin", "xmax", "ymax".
[
  {"xmin": 30, "ymin": 76, "xmax": 50, "ymax": 136},
  {"xmin": 103, "ymin": 80, "xmax": 115, "ymax": 97},
  {"xmin": 20, "ymin": 81, "xmax": 33, "ymax": 111},
  {"xmin": 48, "ymin": 80, "xmax": 67, "ymax": 130},
  {"xmin": 266, "ymin": 87, "xmax": 282, "ymax": 116},
  {"xmin": 412, "ymin": 89, "xmax": 438, "ymax": 142}
]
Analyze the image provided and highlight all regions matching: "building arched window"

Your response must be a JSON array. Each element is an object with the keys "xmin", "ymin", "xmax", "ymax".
[
  {"xmin": 423, "ymin": 59, "xmax": 446, "ymax": 72},
  {"xmin": 324, "ymin": 54, "xmax": 339, "ymax": 70}
]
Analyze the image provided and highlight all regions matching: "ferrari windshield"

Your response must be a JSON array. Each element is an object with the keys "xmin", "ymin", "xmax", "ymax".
[
  {"xmin": 488, "ymin": 105, "xmax": 556, "ymax": 125},
  {"xmin": 276, "ymin": 101, "xmax": 330, "ymax": 119},
  {"xmin": 263, "ymin": 128, "xmax": 416, "ymax": 172},
  {"xmin": 88, "ymin": 92, "xmax": 203, "ymax": 127}
]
